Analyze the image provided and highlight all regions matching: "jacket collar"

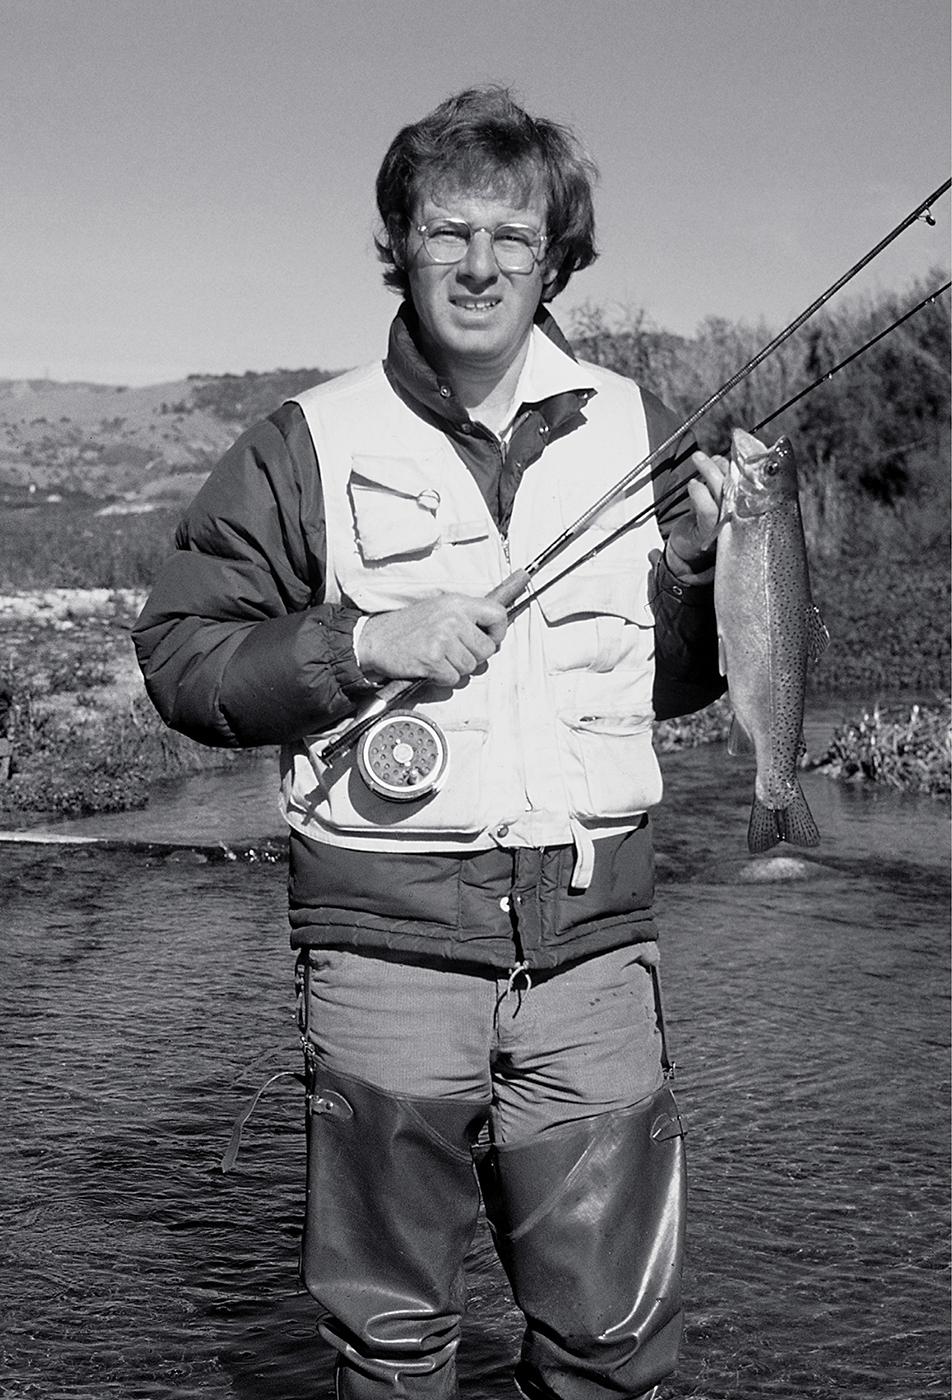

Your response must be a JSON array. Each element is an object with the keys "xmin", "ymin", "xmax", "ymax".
[{"xmin": 383, "ymin": 302, "xmax": 596, "ymax": 433}]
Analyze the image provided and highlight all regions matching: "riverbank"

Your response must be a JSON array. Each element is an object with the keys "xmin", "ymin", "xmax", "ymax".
[
  {"xmin": 0, "ymin": 586, "xmax": 948, "ymax": 826},
  {"xmin": 0, "ymin": 589, "xmax": 254, "ymax": 826}
]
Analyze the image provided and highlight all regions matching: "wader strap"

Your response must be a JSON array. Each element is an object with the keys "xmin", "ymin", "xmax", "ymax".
[
  {"xmin": 649, "ymin": 963, "xmax": 676, "ymax": 1080},
  {"xmin": 220, "ymin": 1070, "xmax": 306, "ymax": 1173}
]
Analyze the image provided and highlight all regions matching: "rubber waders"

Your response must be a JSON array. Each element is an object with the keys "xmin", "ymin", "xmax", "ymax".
[
  {"xmin": 475, "ymin": 1084, "xmax": 686, "ymax": 1400},
  {"xmin": 301, "ymin": 1063, "xmax": 489, "ymax": 1400}
]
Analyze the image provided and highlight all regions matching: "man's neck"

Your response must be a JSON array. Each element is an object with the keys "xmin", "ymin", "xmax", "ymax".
[{"xmin": 442, "ymin": 339, "xmax": 530, "ymax": 437}]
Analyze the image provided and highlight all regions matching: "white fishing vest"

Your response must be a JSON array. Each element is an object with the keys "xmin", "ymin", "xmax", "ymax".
[{"xmin": 280, "ymin": 354, "xmax": 664, "ymax": 887}]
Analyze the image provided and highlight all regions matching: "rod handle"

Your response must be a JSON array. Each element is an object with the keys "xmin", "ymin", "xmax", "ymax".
[
  {"xmin": 487, "ymin": 568, "xmax": 531, "ymax": 611},
  {"xmin": 318, "ymin": 570, "xmax": 530, "ymax": 764},
  {"xmin": 351, "ymin": 572, "xmax": 528, "ymax": 712}
]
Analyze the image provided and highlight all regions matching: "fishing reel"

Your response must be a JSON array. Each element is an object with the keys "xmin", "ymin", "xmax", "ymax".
[{"xmin": 355, "ymin": 710, "xmax": 448, "ymax": 802}]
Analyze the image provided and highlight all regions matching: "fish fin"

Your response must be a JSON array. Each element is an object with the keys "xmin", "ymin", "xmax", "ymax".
[
  {"xmin": 778, "ymin": 781, "xmax": 821, "ymax": 848},
  {"xmin": 716, "ymin": 468, "xmax": 737, "ymax": 528},
  {"xmin": 747, "ymin": 798, "xmax": 782, "ymax": 853},
  {"xmin": 808, "ymin": 606, "xmax": 830, "ymax": 664},
  {"xmin": 728, "ymin": 715, "xmax": 755, "ymax": 756},
  {"xmin": 746, "ymin": 782, "xmax": 820, "ymax": 854}
]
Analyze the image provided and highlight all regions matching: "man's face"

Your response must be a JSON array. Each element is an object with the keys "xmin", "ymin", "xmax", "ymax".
[{"xmin": 405, "ymin": 185, "xmax": 555, "ymax": 381}]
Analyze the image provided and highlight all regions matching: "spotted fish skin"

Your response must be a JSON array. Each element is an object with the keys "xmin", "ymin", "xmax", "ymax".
[{"xmin": 714, "ymin": 429, "xmax": 829, "ymax": 853}]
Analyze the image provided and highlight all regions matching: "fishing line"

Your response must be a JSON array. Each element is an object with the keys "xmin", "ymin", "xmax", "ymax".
[{"xmin": 320, "ymin": 178, "xmax": 951, "ymax": 768}]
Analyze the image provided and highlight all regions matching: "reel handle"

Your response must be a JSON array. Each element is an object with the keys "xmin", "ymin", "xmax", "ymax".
[{"xmin": 318, "ymin": 569, "xmax": 531, "ymax": 765}]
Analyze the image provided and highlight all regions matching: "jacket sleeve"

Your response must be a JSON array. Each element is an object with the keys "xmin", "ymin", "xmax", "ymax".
[
  {"xmin": 641, "ymin": 389, "xmax": 727, "ymax": 720},
  {"xmin": 132, "ymin": 403, "xmax": 377, "ymax": 748}
]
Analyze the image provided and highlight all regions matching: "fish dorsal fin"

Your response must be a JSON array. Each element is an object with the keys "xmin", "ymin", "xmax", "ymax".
[{"xmin": 808, "ymin": 605, "xmax": 830, "ymax": 664}]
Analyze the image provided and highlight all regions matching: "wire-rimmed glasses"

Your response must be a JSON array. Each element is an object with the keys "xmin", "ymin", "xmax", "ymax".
[{"xmin": 413, "ymin": 220, "xmax": 547, "ymax": 274}]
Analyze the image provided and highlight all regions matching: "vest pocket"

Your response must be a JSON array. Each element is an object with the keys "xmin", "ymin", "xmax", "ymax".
[
  {"xmin": 349, "ymin": 455, "xmax": 444, "ymax": 562},
  {"xmin": 536, "ymin": 568, "xmax": 651, "ymax": 674},
  {"xmin": 557, "ymin": 708, "xmax": 661, "ymax": 819}
]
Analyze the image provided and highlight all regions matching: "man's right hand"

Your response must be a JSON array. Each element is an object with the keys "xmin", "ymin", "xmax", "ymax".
[{"xmin": 356, "ymin": 594, "xmax": 509, "ymax": 688}]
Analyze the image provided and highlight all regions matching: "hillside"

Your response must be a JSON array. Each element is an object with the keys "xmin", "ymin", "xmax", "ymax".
[{"xmin": 0, "ymin": 367, "xmax": 340, "ymax": 513}]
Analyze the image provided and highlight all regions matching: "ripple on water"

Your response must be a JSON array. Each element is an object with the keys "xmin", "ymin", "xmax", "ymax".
[{"xmin": 1, "ymin": 740, "xmax": 949, "ymax": 1399}]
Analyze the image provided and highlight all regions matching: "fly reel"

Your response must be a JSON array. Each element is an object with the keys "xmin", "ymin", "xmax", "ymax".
[{"xmin": 355, "ymin": 710, "xmax": 448, "ymax": 801}]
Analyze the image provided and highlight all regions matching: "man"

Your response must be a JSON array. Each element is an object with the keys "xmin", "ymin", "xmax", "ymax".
[{"xmin": 134, "ymin": 87, "xmax": 726, "ymax": 1400}]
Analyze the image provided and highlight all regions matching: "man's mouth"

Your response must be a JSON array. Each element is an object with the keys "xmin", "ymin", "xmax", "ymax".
[{"xmin": 452, "ymin": 298, "xmax": 501, "ymax": 312}]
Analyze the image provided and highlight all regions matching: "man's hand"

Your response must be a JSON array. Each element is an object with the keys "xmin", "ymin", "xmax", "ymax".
[
  {"xmin": 665, "ymin": 450, "xmax": 728, "ymax": 578},
  {"xmin": 357, "ymin": 593, "xmax": 509, "ymax": 688}
]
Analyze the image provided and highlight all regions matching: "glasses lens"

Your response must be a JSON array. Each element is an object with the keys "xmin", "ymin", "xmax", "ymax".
[
  {"xmin": 491, "ymin": 226, "xmax": 541, "ymax": 272},
  {"xmin": 422, "ymin": 222, "xmax": 471, "ymax": 263}
]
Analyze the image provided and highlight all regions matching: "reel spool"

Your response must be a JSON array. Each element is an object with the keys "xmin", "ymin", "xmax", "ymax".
[{"xmin": 356, "ymin": 710, "xmax": 448, "ymax": 802}]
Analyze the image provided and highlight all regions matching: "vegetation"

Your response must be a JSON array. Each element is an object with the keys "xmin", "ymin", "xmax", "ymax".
[
  {"xmin": 0, "ymin": 610, "xmax": 249, "ymax": 824},
  {"xmin": 0, "ymin": 504, "xmax": 180, "ymax": 590},
  {"xmin": 186, "ymin": 366, "xmax": 339, "ymax": 424},
  {"xmin": 813, "ymin": 699, "xmax": 951, "ymax": 797}
]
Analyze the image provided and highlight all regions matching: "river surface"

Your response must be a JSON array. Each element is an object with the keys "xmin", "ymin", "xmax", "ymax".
[{"xmin": 1, "ymin": 729, "xmax": 949, "ymax": 1400}]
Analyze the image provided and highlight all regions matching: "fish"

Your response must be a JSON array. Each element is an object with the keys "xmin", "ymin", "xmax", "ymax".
[{"xmin": 714, "ymin": 429, "xmax": 829, "ymax": 853}]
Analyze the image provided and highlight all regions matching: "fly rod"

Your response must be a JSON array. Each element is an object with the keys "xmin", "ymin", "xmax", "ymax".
[
  {"xmin": 505, "ymin": 276, "xmax": 952, "ymax": 623},
  {"xmin": 320, "ymin": 179, "xmax": 950, "ymax": 765}
]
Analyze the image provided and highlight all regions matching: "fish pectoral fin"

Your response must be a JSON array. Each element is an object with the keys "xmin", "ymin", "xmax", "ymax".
[
  {"xmin": 808, "ymin": 605, "xmax": 831, "ymax": 664},
  {"xmin": 747, "ymin": 782, "xmax": 820, "ymax": 854},
  {"xmin": 727, "ymin": 714, "xmax": 755, "ymax": 756}
]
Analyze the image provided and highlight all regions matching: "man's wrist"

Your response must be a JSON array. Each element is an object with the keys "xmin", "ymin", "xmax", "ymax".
[
  {"xmin": 352, "ymin": 615, "xmax": 385, "ymax": 687},
  {"xmin": 663, "ymin": 540, "xmax": 716, "ymax": 585}
]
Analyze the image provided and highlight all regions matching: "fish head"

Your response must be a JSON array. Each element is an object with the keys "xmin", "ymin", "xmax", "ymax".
[{"xmin": 727, "ymin": 429, "xmax": 800, "ymax": 519}]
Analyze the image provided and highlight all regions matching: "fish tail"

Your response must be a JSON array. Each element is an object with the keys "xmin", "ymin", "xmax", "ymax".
[{"xmin": 747, "ymin": 781, "xmax": 820, "ymax": 854}]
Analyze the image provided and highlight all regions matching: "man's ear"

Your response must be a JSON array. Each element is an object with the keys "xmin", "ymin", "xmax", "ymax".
[{"xmin": 540, "ymin": 263, "xmax": 560, "ymax": 301}]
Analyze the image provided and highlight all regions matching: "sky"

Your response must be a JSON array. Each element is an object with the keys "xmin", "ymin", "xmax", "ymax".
[{"xmin": 2, "ymin": 0, "xmax": 949, "ymax": 386}]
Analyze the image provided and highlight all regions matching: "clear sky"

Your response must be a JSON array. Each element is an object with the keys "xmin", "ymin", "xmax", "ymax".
[{"xmin": 2, "ymin": 0, "xmax": 949, "ymax": 385}]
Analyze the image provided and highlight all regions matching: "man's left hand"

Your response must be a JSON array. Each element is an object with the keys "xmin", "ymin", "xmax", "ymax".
[{"xmin": 664, "ymin": 451, "xmax": 727, "ymax": 579}]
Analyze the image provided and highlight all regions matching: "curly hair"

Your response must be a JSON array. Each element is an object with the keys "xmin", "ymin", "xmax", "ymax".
[{"xmin": 375, "ymin": 86, "xmax": 598, "ymax": 301}]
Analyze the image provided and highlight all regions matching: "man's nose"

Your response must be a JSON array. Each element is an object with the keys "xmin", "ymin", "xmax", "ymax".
[{"xmin": 458, "ymin": 228, "xmax": 498, "ymax": 281}]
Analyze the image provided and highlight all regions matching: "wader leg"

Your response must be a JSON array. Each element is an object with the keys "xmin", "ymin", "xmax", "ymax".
[
  {"xmin": 302, "ymin": 1063, "xmax": 488, "ymax": 1400},
  {"xmin": 475, "ymin": 1085, "xmax": 686, "ymax": 1400}
]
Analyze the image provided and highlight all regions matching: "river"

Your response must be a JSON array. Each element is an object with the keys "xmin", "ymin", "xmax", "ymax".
[{"xmin": 0, "ymin": 730, "xmax": 948, "ymax": 1399}]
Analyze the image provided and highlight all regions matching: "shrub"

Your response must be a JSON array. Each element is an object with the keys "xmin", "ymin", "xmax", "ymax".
[{"xmin": 814, "ymin": 699, "xmax": 951, "ymax": 797}]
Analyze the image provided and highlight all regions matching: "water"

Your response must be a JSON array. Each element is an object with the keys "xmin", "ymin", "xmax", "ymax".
[{"xmin": 1, "ymin": 736, "xmax": 948, "ymax": 1400}]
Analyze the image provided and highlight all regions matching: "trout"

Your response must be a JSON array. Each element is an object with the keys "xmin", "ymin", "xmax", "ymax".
[{"xmin": 714, "ymin": 429, "xmax": 829, "ymax": 853}]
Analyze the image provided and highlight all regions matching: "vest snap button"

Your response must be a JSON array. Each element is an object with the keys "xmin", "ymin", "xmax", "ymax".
[{"xmin": 495, "ymin": 823, "xmax": 509, "ymax": 838}]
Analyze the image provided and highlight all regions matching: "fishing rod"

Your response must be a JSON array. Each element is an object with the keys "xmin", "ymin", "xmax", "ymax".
[
  {"xmin": 320, "ymin": 178, "xmax": 951, "ymax": 769},
  {"xmin": 753, "ymin": 278, "xmax": 951, "ymax": 434},
  {"xmin": 505, "ymin": 276, "xmax": 952, "ymax": 624}
]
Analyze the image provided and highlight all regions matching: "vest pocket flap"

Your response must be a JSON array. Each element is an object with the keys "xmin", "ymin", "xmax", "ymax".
[
  {"xmin": 535, "ymin": 570, "xmax": 644, "ymax": 625},
  {"xmin": 351, "ymin": 454, "xmax": 443, "ymax": 498},
  {"xmin": 349, "ymin": 456, "xmax": 444, "ymax": 563}
]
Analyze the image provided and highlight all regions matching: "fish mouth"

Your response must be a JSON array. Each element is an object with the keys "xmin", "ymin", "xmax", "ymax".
[{"xmin": 731, "ymin": 428, "xmax": 769, "ymax": 461}]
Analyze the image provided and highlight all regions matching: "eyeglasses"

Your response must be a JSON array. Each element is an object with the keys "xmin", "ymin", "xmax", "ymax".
[{"xmin": 413, "ymin": 220, "xmax": 547, "ymax": 274}]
